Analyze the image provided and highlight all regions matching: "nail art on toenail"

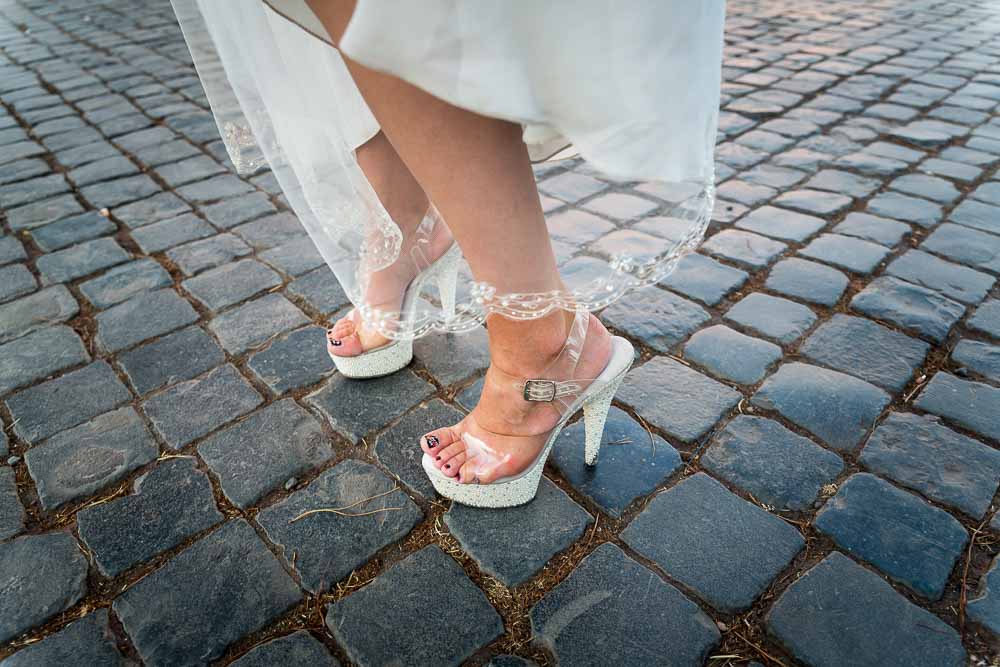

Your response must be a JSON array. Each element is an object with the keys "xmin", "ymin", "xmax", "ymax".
[
  {"xmin": 426, "ymin": 435, "xmax": 439, "ymax": 448},
  {"xmin": 331, "ymin": 339, "xmax": 341, "ymax": 346}
]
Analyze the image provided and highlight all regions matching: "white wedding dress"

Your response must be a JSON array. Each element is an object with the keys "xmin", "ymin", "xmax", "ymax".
[{"xmin": 170, "ymin": 0, "xmax": 726, "ymax": 338}]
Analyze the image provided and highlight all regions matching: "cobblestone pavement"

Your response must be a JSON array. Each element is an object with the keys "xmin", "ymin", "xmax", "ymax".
[{"xmin": 1, "ymin": 0, "xmax": 1000, "ymax": 665}]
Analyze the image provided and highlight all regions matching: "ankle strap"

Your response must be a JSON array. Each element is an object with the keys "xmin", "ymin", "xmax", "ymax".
[{"xmin": 490, "ymin": 308, "xmax": 592, "ymax": 406}]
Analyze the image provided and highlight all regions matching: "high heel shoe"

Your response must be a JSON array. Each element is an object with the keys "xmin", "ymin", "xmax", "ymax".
[
  {"xmin": 329, "ymin": 243, "xmax": 461, "ymax": 379},
  {"xmin": 420, "ymin": 310, "xmax": 634, "ymax": 508}
]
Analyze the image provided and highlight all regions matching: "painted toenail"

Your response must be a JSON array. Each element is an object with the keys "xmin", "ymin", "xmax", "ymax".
[
  {"xmin": 435, "ymin": 455, "xmax": 441, "ymax": 460},
  {"xmin": 445, "ymin": 464, "xmax": 451, "ymax": 469},
  {"xmin": 426, "ymin": 435, "xmax": 439, "ymax": 448},
  {"xmin": 331, "ymin": 340, "xmax": 341, "ymax": 346}
]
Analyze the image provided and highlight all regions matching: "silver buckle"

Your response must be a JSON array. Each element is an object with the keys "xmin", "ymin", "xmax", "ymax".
[{"xmin": 523, "ymin": 379, "xmax": 557, "ymax": 402}]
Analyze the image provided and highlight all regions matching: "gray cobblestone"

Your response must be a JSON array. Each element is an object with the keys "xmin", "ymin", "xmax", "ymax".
[
  {"xmin": 26, "ymin": 406, "xmax": 158, "ymax": 510},
  {"xmin": 0, "ymin": 325, "xmax": 89, "ymax": 397},
  {"xmin": 970, "ymin": 299, "xmax": 1000, "ymax": 339},
  {"xmin": 96, "ymin": 288, "xmax": 198, "ymax": 353},
  {"xmin": 531, "ymin": 543, "xmax": 720, "ymax": 667},
  {"xmin": 0, "ymin": 263, "xmax": 36, "ymax": 304},
  {"xmin": 113, "ymin": 191, "xmax": 191, "ymax": 228},
  {"xmin": 618, "ymin": 356, "xmax": 740, "ymax": 443},
  {"xmin": 603, "ymin": 287, "xmax": 710, "ymax": 353},
  {"xmin": 37, "ymin": 237, "xmax": 131, "ymax": 286},
  {"xmin": 29, "ymin": 210, "xmax": 116, "ymax": 252},
  {"xmin": 5, "ymin": 361, "xmax": 131, "ymax": 445},
  {"xmin": 623, "ymin": 473, "xmax": 803, "ymax": 612},
  {"xmin": 703, "ymin": 416, "xmax": 843, "ymax": 511},
  {"xmin": 915, "ymin": 372, "xmax": 1000, "ymax": 443},
  {"xmin": 326, "ymin": 545, "xmax": 502, "ymax": 666},
  {"xmin": 0, "ymin": 609, "xmax": 129, "ymax": 667},
  {"xmin": 77, "ymin": 457, "xmax": 223, "ymax": 577},
  {"xmin": 79, "ymin": 258, "xmax": 172, "ymax": 309},
  {"xmin": 230, "ymin": 631, "xmax": 339, "ymax": 667},
  {"xmin": 0, "ymin": 467, "xmax": 24, "ymax": 541},
  {"xmin": 183, "ymin": 258, "xmax": 282, "ymax": 312},
  {"xmin": 0, "ymin": 532, "xmax": 88, "ymax": 644},
  {"xmin": 815, "ymin": 473, "xmax": 967, "ymax": 599},
  {"xmin": 851, "ymin": 276, "xmax": 965, "ymax": 342},
  {"xmin": 0, "ymin": 235, "xmax": 27, "ymax": 266},
  {"xmin": 752, "ymin": 362, "xmax": 890, "ymax": 451},
  {"xmin": 208, "ymin": 293, "xmax": 310, "ymax": 355},
  {"xmin": 113, "ymin": 520, "xmax": 300, "ymax": 666},
  {"xmin": 259, "ymin": 459, "xmax": 420, "ymax": 591},
  {"xmin": 201, "ymin": 399, "xmax": 331, "ymax": 509},
  {"xmin": 767, "ymin": 552, "xmax": 966, "ymax": 667},
  {"xmin": 131, "ymin": 212, "xmax": 215, "ymax": 254},
  {"xmin": 7, "ymin": 194, "xmax": 84, "ymax": 230},
  {"xmin": 143, "ymin": 364, "xmax": 263, "ymax": 449},
  {"xmin": 800, "ymin": 314, "xmax": 929, "ymax": 392},
  {"xmin": 166, "ymin": 232, "xmax": 252, "ymax": 277},
  {"xmin": 886, "ymin": 249, "xmax": 994, "ymax": 305},
  {"xmin": 726, "ymin": 292, "xmax": 817, "ymax": 344}
]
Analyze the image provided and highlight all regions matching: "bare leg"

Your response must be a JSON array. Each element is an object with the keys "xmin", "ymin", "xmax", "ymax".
[
  {"xmin": 326, "ymin": 130, "xmax": 453, "ymax": 356},
  {"xmin": 309, "ymin": 0, "xmax": 612, "ymax": 482}
]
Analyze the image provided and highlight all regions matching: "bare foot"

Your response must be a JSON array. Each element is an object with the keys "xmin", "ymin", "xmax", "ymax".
[{"xmin": 419, "ymin": 310, "xmax": 612, "ymax": 483}]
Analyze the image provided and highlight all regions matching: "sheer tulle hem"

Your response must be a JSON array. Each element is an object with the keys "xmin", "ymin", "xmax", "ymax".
[{"xmin": 170, "ymin": 0, "xmax": 722, "ymax": 341}]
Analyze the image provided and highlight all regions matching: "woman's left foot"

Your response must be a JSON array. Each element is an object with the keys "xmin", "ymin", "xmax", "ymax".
[
  {"xmin": 326, "ymin": 211, "xmax": 454, "ymax": 358},
  {"xmin": 419, "ymin": 310, "xmax": 613, "ymax": 484}
]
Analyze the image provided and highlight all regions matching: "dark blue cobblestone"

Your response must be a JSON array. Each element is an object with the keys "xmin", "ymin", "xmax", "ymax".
[{"xmin": 815, "ymin": 473, "xmax": 968, "ymax": 600}]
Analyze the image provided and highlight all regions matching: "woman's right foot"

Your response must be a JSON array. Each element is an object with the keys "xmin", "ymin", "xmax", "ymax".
[{"xmin": 419, "ymin": 310, "xmax": 614, "ymax": 484}]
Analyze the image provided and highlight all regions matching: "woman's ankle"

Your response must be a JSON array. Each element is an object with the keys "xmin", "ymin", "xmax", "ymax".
[{"xmin": 486, "ymin": 309, "xmax": 581, "ymax": 377}]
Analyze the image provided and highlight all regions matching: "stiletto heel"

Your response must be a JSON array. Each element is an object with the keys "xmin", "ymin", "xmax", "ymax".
[
  {"xmin": 582, "ymin": 371, "xmax": 625, "ymax": 466},
  {"xmin": 421, "ymin": 310, "xmax": 634, "ymax": 508},
  {"xmin": 435, "ymin": 249, "xmax": 460, "ymax": 320}
]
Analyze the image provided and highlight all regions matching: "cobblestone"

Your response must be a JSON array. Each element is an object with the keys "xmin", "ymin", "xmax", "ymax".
[
  {"xmin": 0, "ymin": 467, "xmax": 24, "ymax": 541},
  {"xmin": 702, "ymin": 416, "xmax": 844, "ymax": 511},
  {"xmin": 113, "ymin": 520, "xmax": 300, "ymax": 666},
  {"xmin": 725, "ymin": 292, "xmax": 817, "ymax": 343},
  {"xmin": 953, "ymin": 339, "xmax": 1000, "ymax": 383},
  {"xmin": 229, "ymin": 631, "xmax": 339, "ymax": 667},
  {"xmin": 95, "ymin": 287, "xmax": 198, "ymax": 353},
  {"xmin": 683, "ymin": 324, "xmax": 782, "ymax": 384},
  {"xmin": 531, "ymin": 543, "xmax": 720, "ymax": 666},
  {"xmin": 308, "ymin": 369, "xmax": 435, "ymax": 443},
  {"xmin": 851, "ymin": 276, "xmax": 965, "ymax": 342},
  {"xmin": 208, "ymin": 293, "xmax": 309, "ymax": 355},
  {"xmin": 25, "ymin": 406, "xmax": 158, "ymax": 510},
  {"xmin": 259, "ymin": 459, "xmax": 421, "ymax": 592},
  {"xmin": 446, "ymin": 477, "xmax": 592, "ymax": 586},
  {"xmin": 618, "ymin": 356, "xmax": 741, "ymax": 443},
  {"xmin": 77, "ymin": 457, "xmax": 223, "ymax": 577},
  {"xmin": 551, "ymin": 407, "xmax": 681, "ymax": 517},
  {"xmin": 816, "ymin": 473, "xmax": 968, "ymax": 599},
  {"xmin": 5, "ymin": 361, "xmax": 131, "ymax": 445},
  {"xmin": 200, "ymin": 399, "xmax": 331, "ymax": 509},
  {"xmin": 326, "ymin": 545, "xmax": 502, "ymax": 666},
  {"xmin": 182, "ymin": 258, "xmax": 281, "ymax": 312},
  {"xmin": 602, "ymin": 287, "xmax": 710, "ymax": 353},
  {"xmin": 0, "ymin": 532, "xmax": 88, "ymax": 644},
  {"xmin": 117, "ymin": 325, "xmax": 225, "ymax": 395},
  {"xmin": 35, "ymin": 236, "xmax": 130, "ymax": 285},
  {"xmin": 767, "ymin": 552, "xmax": 966, "ymax": 667},
  {"xmin": 142, "ymin": 364, "xmax": 263, "ymax": 449},
  {"xmin": 915, "ymin": 372, "xmax": 1000, "ymax": 443},
  {"xmin": 622, "ymin": 473, "xmax": 803, "ymax": 612},
  {"xmin": 3, "ymin": 1, "xmax": 1000, "ymax": 661},
  {"xmin": 29, "ymin": 210, "xmax": 115, "ymax": 251},
  {"xmin": 799, "ymin": 314, "xmax": 929, "ymax": 392},
  {"xmin": 752, "ymin": 362, "xmax": 890, "ymax": 451}
]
